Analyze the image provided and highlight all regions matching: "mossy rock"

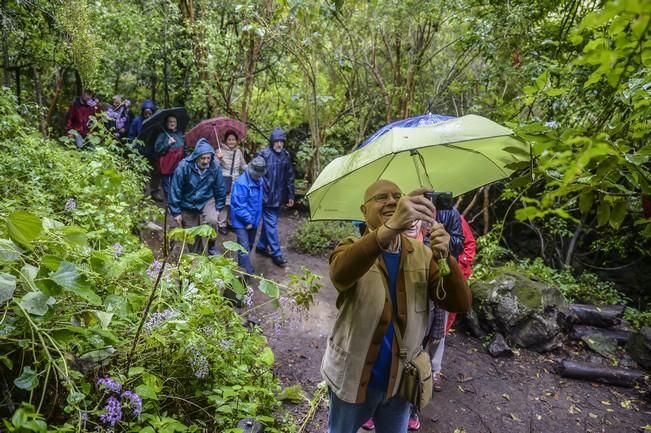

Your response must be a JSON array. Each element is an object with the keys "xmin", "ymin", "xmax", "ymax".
[{"xmin": 469, "ymin": 270, "xmax": 569, "ymax": 352}]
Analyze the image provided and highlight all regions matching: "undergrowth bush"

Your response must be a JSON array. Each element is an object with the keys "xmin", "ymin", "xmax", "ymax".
[
  {"xmin": 289, "ymin": 220, "xmax": 358, "ymax": 255},
  {"xmin": 0, "ymin": 91, "xmax": 299, "ymax": 431}
]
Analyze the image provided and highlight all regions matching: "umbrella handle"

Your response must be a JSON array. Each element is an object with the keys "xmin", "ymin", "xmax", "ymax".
[{"xmin": 213, "ymin": 126, "xmax": 221, "ymax": 151}]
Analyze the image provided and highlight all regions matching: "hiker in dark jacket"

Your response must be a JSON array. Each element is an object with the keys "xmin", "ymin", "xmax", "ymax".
[
  {"xmin": 255, "ymin": 127, "xmax": 295, "ymax": 267},
  {"xmin": 155, "ymin": 115, "xmax": 185, "ymax": 198},
  {"xmin": 168, "ymin": 139, "xmax": 227, "ymax": 255},
  {"xmin": 128, "ymin": 99, "xmax": 156, "ymax": 142}
]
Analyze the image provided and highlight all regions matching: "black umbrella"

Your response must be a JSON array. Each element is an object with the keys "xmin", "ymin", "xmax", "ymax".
[{"xmin": 136, "ymin": 107, "xmax": 189, "ymax": 158}]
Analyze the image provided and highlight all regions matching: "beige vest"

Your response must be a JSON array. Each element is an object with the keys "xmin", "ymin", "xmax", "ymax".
[{"xmin": 321, "ymin": 236, "xmax": 432, "ymax": 403}]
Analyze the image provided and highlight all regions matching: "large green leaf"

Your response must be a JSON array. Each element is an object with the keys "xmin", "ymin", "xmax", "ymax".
[
  {"xmin": 0, "ymin": 238, "xmax": 21, "ymax": 262},
  {"xmin": 6, "ymin": 212, "xmax": 43, "ymax": 248},
  {"xmin": 0, "ymin": 272, "xmax": 16, "ymax": 304},
  {"xmin": 258, "ymin": 280, "xmax": 279, "ymax": 298},
  {"xmin": 223, "ymin": 240, "xmax": 248, "ymax": 253},
  {"xmin": 49, "ymin": 261, "xmax": 101, "ymax": 305},
  {"xmin": 19, "ymin": 291, "xmax": 55, "ymax": 316},
  {"xmin": 14, "ymin": 366, "xmax": 39, "ymax": 390}
]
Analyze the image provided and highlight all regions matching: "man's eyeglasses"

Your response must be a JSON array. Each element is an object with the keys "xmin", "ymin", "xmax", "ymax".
[{"xmin": 365, "ymin": 192, "xmax": 403, "ymax": 204}]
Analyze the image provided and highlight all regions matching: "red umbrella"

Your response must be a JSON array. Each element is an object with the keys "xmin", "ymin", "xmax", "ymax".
[{"xmin": 185, "ymin": 117, "xmax": 247, "ymax": 149}]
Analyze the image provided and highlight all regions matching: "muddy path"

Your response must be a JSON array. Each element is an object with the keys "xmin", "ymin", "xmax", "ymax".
[{"xmin": 147, "ymin": 209, "xmax": 651, "ymax": 432}]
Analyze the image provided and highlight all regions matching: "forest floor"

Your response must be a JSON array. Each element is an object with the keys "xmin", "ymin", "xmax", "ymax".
[{"xmin": 147, "ymin": 208, "xmax": 651, "ymax": 433}]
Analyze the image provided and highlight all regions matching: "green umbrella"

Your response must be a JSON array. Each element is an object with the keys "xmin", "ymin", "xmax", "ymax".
[{"xmin": 306, "ymin": 114, "xmax": 530, "ymax": 221}]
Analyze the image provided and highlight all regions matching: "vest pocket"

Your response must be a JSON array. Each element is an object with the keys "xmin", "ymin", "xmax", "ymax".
[
  {"xmin": 322, "ymin": 337, "xmax": 348, "ymax": 390},
  {"xmin": 413, "ymin": 281, "xmax": 429, "ymax": 313}
]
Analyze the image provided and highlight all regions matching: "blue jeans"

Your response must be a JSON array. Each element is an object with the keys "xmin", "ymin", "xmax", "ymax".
[
  {"xmin": 233, "ymin": 227, "xmax": 256, "ymax": 274},
  {"xmin": 256, "ymin": 207, "xmax": 281, "ymax": 257},
  {"xmin": 162, "ymin": 175, "xmax": 172, "ymax": 198},
  {"xmin": 328, "ymin": 387, "xmax": 410, "ymax": 433}
]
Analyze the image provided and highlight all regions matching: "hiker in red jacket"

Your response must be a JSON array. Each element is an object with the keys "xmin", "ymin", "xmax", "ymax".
[{"xmin": 65, "ymin": 89, "xmax": 101, "ymax": 148}]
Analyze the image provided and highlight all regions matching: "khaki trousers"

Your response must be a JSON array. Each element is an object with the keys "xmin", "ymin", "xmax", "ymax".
[{"xmin": 181, "ymin": 198, "xmax": 219, "ymax": 254}]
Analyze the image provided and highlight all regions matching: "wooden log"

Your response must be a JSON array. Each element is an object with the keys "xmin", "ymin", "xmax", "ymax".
[
  {"xmin": 570, "ymin": 325, "xmax": 632, "ymax": 345},
  {"xmin": 568, "ymin": 304, "xmax": 625, "ymax": 327},
  {"xmin": 558, "ymin": 359, "xmax": 646, "ymax": 388}
]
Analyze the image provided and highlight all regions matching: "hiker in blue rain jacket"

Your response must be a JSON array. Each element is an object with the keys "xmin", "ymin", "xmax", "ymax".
[
  {"xmin": 255, "ymin": 127, "xmax": 295, "ymax": 267},
  {"xmin": 230, "ymin": 156, "xmax": 267, "ymax": 274},
  {"xmin": 168, "ymin": 138, "xmax": 227, "ymax": 255}
]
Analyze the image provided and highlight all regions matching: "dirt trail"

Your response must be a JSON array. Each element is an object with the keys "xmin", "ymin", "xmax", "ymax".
[{"xmin": 155, "ymin": 209, "xmax": 651, "ymax": 432}]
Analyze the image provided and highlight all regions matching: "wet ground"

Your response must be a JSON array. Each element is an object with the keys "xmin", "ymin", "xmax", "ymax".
[{"xmin": 146, "ymin": 209, "xmax": 651, "ymax": 432}]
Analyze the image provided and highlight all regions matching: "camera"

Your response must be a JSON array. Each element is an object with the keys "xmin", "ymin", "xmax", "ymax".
[{"xmin": 423, "ymin": 191, "xmax": 454, "ymax": 210}]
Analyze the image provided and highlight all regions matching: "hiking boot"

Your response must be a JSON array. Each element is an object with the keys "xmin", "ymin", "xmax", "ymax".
[
  {"xmin": 208, "ymin": 246, "xmax": 220, "ymax": 256},
  {"xmin": 255, "ymin": 247, "xmax": 271, "ymax": 257},
  {"xmin": 218, "ymin": 227, "xmax": 228, "ymax": 235},
  {"xmin": 408, "ymin": 413, "xmax": 421, "ymax": 431},
  {"xmin": 271, "ymin": 255, "xmax": 287, "ymax": 267},
  {"xmin": 432, "ymin": 372, "xmax": 443, "ymax": 392},
  {"xmin": 361, "ymin": 419, "xmax": 375, "ymax": 430}
]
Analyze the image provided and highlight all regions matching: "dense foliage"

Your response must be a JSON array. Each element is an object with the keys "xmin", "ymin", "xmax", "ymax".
[
  {"xmin": 289, "ymin": 220, "xmax": 358, "ymax": 255},
  {"xmin": 0, "ymin": 92, "xmax": 295, "ymax": 431}
]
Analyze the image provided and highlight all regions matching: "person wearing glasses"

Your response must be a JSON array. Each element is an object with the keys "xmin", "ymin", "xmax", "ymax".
[{"xmin": 323, "ymin": 179, "xmax": 471, "ymax": 433}]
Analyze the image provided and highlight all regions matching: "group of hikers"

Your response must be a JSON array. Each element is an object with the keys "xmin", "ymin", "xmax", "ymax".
[
  {"xmin": 65, "ymin": 91, "xmax": 475, "ymax": 433},
  {"xmin": 65, "ymin": 91, "xmax": 296, "ymax": 270}
]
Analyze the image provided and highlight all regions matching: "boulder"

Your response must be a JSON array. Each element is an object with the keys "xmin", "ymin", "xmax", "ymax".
[
  {"xmin": 470, "ymin": 270, "xmax": 568, "ymax": 352},
  {"xmin": 626, "ymin": 326, "xmax": 651, "ymax": 370},
  {"xmin": 488, "ymin": 333, "xmax": 513, "ymax": 358}
]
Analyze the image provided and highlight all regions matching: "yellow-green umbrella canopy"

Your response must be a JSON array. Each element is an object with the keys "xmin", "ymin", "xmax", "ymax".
[{"xmin": 306, "ymin": 114, "xmax": 530, "ymax": 221}]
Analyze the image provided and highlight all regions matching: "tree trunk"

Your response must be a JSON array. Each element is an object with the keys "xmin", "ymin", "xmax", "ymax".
[
  {"xmin": 15, "ymin": 66, "xmax": 20, "ymax": 103},
  {"xmin": 2, "ymin": 0, "xmax": 10, "ymax": 88},
  {"xmin": 31, "ymin": 66, "xmax": 47, "ymax": 135},
  {"xmin": 569, "ymin": 325, "xmax": 631, "ymax": 346},
  {"xmin": 558, "ymin": 359, "xmax": 644, "ymax": 388},
  {"xmin": 46, "ymin": 68, "xmax": 65, "ymax": 133},
  {"xmin": 482, "ymin": 185, "xmax": 491, "ymax": 234},
  {"xmin": 74, "ymin": 70, "xmax": 82, "ymax": 95},
  {"xmin": 568, "ymin": 304, "xmax": 625, "ymax": 328}
]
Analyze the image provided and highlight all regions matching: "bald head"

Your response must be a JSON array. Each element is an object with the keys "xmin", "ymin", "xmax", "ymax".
[{"xmin": 363, "ymin": 179, "xmax": 401, "ymax": 203}]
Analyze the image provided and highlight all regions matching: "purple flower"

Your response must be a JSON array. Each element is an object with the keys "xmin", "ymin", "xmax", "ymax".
[
  {"xmin": 97, "ymin": 377, "xmax": 122, "ymax": 394},
  {"xmin": 80, "ymin": 411, "xmax": 88, "ymax": 422},
  {"xmin": 112, "ymin": 243, "xmax": 123, "ymax": 257},
  {"xmin": 122, "ymin": 390, "xmax": 142, "ymax": 417},
  {"xmin": 189, "ymin": 346, "xmax": 209, "ymax": 379},
  {"xmin": 64, "ymin": 198, "xmax": 77, "ymax": 211},
  {"xmin": 146, "ymin": 260, "xmax": 163, "ymax": 279},
  {"xmin": 143, "ymin": 309, "xmax": 176, "ymax": 333},
  {"xmin": 244, "ymin": 287, "xmax": 254, "ymax": 308},
  {"xmin": 99, "ymin": 395, "xmax": 122, "ymax": 426}
]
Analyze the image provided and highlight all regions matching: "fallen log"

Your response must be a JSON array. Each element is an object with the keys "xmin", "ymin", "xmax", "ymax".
[
  {"xmin": 558, "ymin": 359, "xmax": 646, "ymax": 388},
  {"xmin": 570, "ymin": 325, "xmax": 631, "ymax": 345},
  {"xmin": 568, "ymin": 304, "xmax": 625, "ymax": 327}
]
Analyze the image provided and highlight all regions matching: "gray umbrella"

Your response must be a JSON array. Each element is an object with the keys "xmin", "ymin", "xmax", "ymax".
[{"xmin": 136, "ymin": 107, "xmax": 189, "ymax": 157}]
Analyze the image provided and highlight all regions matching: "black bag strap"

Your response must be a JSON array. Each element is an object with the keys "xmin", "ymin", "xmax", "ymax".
[{"xmin": 229, "ymin": 150, "xmax": 237, "ymax": 176}]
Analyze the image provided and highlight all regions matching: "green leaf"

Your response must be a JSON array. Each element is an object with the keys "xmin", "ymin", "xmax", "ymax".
[
  {"xmin": 258, "ymin": 280, "xmax": 279, "ymax": 298},
  {"xmin": 62, "ymin": 226, "xmax": 89, "ymax": 249},
  {"xmin": 6, "ymin": 212, "xmax": 43, "ymax": 248},
  {"xmin": 515, "ymin": 206, "xmax": 542, "ymax": 221},
  {"xmin": 0, "ymin": 272, "xmax": 16, "ymax": 304},
  {"xmin": 597, "ymin": 200, "xmax": 611, "ymax": 227},
  {"xmin": 135, "ymin": 384, "xmax": 159, "ymax": 400},
  {"xmin": 49, "ymin": 261, "xmax": 101, "ymax": 305},
  {"xmin": 579, "ymin": 191, "xmax": 594, "ymax": 214},
  {"xmin": 259, "ymin": 347, "xmax": 275, "ymax": 366},
  {"xmin": 0, "ymin": 238, "xmax": 21, "ymax": 262},
  {"xmin": 223, "ymin": 240, "xmax": 248, "ymax": 253},
  {"xmin": 609, "ymin": 201, "xmax": 627, "ymax": 229},
  {"xmin": 14, "ymin": 366, "xmax": 39, "ymax": 390},
  {"xmin": 19, "ymin": 291, "xmax": 55, "ymax": 316},
  {"xmin": 277, "ymin": 384, "xmax": 304, "ymax": 402},
  {"xmin": 128, "ymin": 367, "xmax": 145, "ymax": 377}
]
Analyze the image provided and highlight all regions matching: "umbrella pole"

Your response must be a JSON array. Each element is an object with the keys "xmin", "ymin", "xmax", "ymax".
[{"xmin": 410, "ymin": 150, "xmax": 433, "ymax": 189}]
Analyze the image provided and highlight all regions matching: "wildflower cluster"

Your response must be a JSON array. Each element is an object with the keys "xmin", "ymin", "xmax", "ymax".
[
  {"xmin": 96, "ymin": 377, "xmax": 142, "ymax": 427},
  {"xmin": 112, "ymin": 243, "xmax": 123, "ymax": 257},
  {"xmin": 146, "ymin": 260, "xmax": 163, "ymax": 279},
  {"xmin": 143, "ymin": 309, "xmax": 176, "ymax": 333},
  {"xmin": 244, "ymin": 286, "xmax": 254, "ymax": 308},
  {"xmin": 189, "ymin": 346, "xmax": 209, "ymax": 379},
  {"xmin": 64, "ymin": 198, "xmax": 77, "ymax": 211}
]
